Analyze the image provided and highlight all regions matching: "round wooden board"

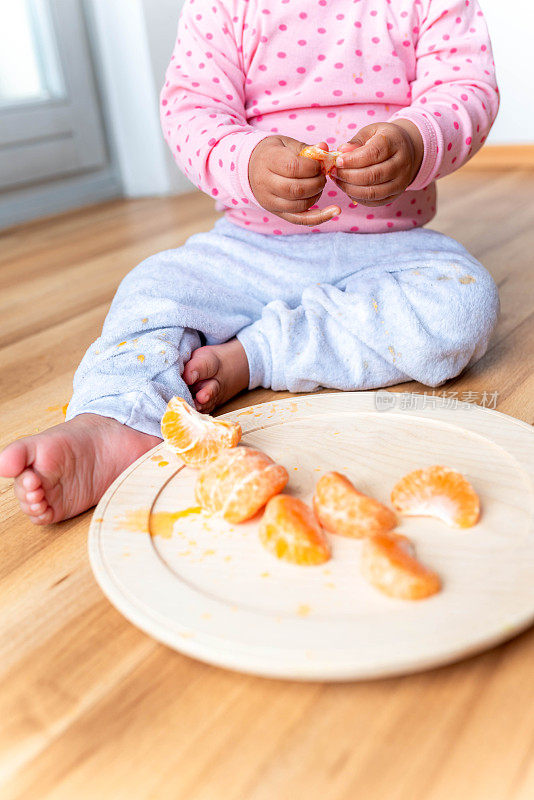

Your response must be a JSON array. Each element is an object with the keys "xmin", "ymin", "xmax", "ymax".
[{"xmin": 89, "ymin": 392, "xmax": 534, "ymax": 681}]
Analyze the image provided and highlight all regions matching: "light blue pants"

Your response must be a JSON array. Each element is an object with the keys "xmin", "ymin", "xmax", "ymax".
[{"xmin": 67, "ymin": 218, "xmax": 499, "ymax": 437}]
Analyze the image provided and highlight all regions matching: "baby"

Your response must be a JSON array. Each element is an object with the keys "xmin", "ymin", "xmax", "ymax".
[{"xmin": 0, "ymin": 0, "xmax": 500, "ymax": 524}]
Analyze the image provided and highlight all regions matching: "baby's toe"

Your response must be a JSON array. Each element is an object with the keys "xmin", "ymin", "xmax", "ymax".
[
  {"xmin": 182, "ymin": 361, "xmax": 199, "ymax": 386},
  {"xmin": 183, "ymin": 347, "xmax": 220, "ymax": 386},
  {"xmin": 29, "ymin": 499, "xmax": 49, "ymax": 516},
  {"xmin": 30, "ymin": 508, "xmax": 54, "ymax": 526},
  {"xmin": 194, "ymin": 378, "xmax": 220, "ymax": 411},
  {"xmin": 14, "ymin": 479, "xmax": 31, "ymax": 505},
  {"xmin": 21, "ymin": 468, "xmax": 41, "ymax": 492},
  {"xmin": 26, "ymin": 488, "xmax": 45, "ymax": 505},
  {"xmin": 17, "ymin": 498, "xmax": 35, "ymax": 517},
  {"xmin": 14, "ymin": 474, "xmax": 50, "ymax": 519}
]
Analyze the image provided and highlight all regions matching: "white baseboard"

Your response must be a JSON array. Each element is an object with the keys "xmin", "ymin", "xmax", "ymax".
[{"xmin": 0, "ymin": 168, "xmax": 122, "ymax": 229}]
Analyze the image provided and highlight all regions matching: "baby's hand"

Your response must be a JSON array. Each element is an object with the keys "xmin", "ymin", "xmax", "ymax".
[
  {"xmin": 249, "ymin": 136, "xmax": 341, "ymax": 226},
  {"xmin": 333, "ymin": 121, "xmax": 424, "ymax": 207}
]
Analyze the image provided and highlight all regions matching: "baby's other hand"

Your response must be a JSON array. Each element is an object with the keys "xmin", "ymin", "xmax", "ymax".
[
  {"xmin": 249, "ymin": 136, "xmax": 341, "ymax": 226},
  {"xmin": 333, "ymin": 121, "xmax": 424, "ymax": 207}
]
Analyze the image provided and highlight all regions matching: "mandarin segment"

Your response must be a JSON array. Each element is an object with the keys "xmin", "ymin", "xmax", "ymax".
[
  {"xmin": 259, "ymin": 495, "xmax": 331, "ymax": 566},
  {"xmin": 391, "ymin": 465, "xmax": 480, "ymax": 528},
  {"xmin": 361, "ymin": 532, "xmax": 441, "ymax": 601},
  {"xmin": 161, "ymin": 396, "xmax": 241, "ymax": 467},
  {"xmin": 195, "ymin": 446, "xmax": 288, "ymax": 523},
  {"xmin": 313, "ymin": 471, "xmax": 396, "ymax": 539}
]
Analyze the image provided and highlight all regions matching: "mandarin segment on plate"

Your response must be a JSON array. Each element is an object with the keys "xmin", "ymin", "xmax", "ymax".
[
  {"xmin": 313, "ymin": 471, "xmax": 397, "ymax": 539},
  {"xmin": 161, "ymin": 396, "xmax": 241, "ymax": 468},
  {"xmin": 298, "ymin": 145, "xmax": 342, "ymax": 176},
  {"xmin": 259, "ymin": 495, "xmax": 331, "ymax": 566},
  {"xmin": 195, "ymin": 446, "xmax": 288, "ymax": 523},
  {"xmin": 391, "ymin": 465, "xmax": 480, "ymax": 528},
  {"xmin": 361, "ymin": 532, "xmax": 441, "ymax": 601}
]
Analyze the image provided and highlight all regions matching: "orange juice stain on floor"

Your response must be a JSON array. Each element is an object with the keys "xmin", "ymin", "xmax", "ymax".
[{"xmin": 46, "ymin": 403, "xmax": 70, "ymax": 417}]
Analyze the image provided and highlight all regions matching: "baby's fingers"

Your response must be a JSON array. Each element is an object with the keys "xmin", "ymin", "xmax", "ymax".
[
  {"xmin": 336, "ymin": 133, "xmax": 393, "ymax": 169},
  {"xmin": 270, "ymin": 173, "xmax": 326, "ymax": 201},
  {"xmin": 334, "ymin": 175, "xmax": 402, "ymax": 204},
  {"xmin": 278, "ymin": 205, "xmax": 341, "ymax": 227},
  {"xmin": 336, "ymin": 156, "xmax": 399, "ymax": 188}
]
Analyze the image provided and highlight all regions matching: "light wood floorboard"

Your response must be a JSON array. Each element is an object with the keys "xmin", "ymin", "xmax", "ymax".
[{"xmin": 1, "ymin": 172, "xmax": 533, "ymax": 800}]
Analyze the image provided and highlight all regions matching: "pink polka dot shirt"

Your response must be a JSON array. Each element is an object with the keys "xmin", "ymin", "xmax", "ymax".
[{"xmin": 160, "ymin": 0, "xmax": 499, "ymax": 235}]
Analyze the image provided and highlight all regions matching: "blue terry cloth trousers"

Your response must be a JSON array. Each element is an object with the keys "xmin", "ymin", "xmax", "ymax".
[{"xmin": 67, "ymin": 218, "xmax": 499, "ymax": 437}]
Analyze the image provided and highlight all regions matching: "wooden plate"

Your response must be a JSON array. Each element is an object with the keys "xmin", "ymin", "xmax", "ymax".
[{"xmin": 89, "ymin": 392, "xmax": 534, "ymax": 681}]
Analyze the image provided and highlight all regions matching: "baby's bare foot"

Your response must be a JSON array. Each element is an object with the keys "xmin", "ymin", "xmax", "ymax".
[
  {"xmin": 0, "ymin": 414, "xmax": 161, "ymax": 525},
  {"xmin": 183, "ymin": 338, "xmax": 250, "ymax": 413}
]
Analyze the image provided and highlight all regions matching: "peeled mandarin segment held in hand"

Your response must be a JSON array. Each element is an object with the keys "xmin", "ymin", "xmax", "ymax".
[
  {"xmin": 313, "ymin": 471, "xmax": 397, "ymax": 538},
  {"xmin": 391, "ymin": 466, "xmax": 480, "ymax": 529},
  {"xmin": 361, "ymin": 532, "xmax": 441, "ymax": 601},
  {"xmin": 161, "ymin": 396, "xmax": 241, "ymax": 468},
  {"xmin": 298, "ymin": 145, "xmax": 343, "ymax": 176},
  {"xmin": 259, "ymin": 494, "xmax": 331, "ymax": 566},
  {"xmin": 195, "ymin": 446, "xmax": 288, "ymax": 523}
]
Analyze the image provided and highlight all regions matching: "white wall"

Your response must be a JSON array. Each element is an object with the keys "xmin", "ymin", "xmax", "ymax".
[
  {"xmin": 140, "ymin": 0, "xmax": 190, "ymax": 193},
  {"xmin": 87, "ymin": 0, "xmax": 188, "ymax": 196},
  {"xmin": 480, "ymin": 0, "xmax": 534, "ymax": 143},
  {"xmin": 91, "ymin": 0, "xmax": 532, "ymax": 199}
]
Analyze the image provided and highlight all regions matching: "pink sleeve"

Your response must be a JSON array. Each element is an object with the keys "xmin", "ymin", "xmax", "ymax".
[
  {"xmin": 160, "ymin": 0, "xmax": 269, "ymax": 207},
  {"xmin": 389, "ymin": 0, "xmax": 499, "ymax": 191}
]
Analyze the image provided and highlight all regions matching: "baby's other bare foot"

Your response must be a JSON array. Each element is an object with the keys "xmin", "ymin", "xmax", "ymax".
[
  {"xmin": 0, "ymin": 414, "xmax": 161, "ymax": 525},
  {"xmin": 183, "ymin": 338, "xmax": 250, "ymax": 413}
]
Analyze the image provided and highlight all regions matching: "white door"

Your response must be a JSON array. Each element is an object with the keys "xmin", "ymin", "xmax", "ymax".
[{"xmin": 0, "ymin": 0, "xmax": 119, "ymax": 227}]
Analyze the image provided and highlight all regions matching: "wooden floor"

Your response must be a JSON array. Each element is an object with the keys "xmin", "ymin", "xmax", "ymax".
[{"xmin": 1, "ymin": 172, "xmax": 533, "ymax": 800}]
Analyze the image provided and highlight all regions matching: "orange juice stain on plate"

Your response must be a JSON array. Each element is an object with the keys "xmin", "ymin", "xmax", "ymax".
[
  {"xmin": 117, "ymin": 509, "xmax": 150, "ymax": 533},
  {"xmin": 150, "ymin": 507, "xmax": 203, "ymax": 539},
  {"xmin": 150, "ymin": 454, "xmax": 170, "ymax": 467},
  {"xmin": 116, "ymin": 507, "xmax": 202, "ymax": 537}
]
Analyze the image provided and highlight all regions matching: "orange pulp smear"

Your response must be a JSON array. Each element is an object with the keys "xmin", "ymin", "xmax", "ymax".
[{"xmin": 298, "ymin": 145, "xmax": 343, "ymax": 176}]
